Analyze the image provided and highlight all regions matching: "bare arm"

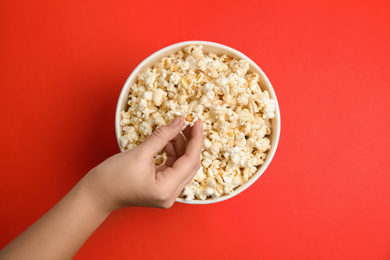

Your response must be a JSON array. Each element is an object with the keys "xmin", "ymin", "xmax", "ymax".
[
  {"xmin": 0, "ymin": 116, "xmax": 203, "ymax": 260},
  {"xmin": 0, "ymin": 180, "xmax": 110, "ymax": 260}
]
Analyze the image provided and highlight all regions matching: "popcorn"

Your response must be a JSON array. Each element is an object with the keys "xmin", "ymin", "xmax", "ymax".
[
  {"xmin": 120, "ymin": 45, "xmax": 276, "ymax": 201},
  {"xmin": 171, "ymin": 111, "xmax": 199, "ymax": 130},
  {"xmin": 170, "ymin": 72, "xmax": 181, "ymax": 85},
  {"xmin": 119, "ymin": 135, "xmax": 128, "ymax": 148},
  {"xmin": 152, "ymin": 88, "xmax": 166, "ymax": 106},
  {"xmin": 202, "ymin": 139, "xmax": 211, "ymax": 150},
  {"xmin": 184, "ymin": 112, "xmax": 198, "ymax": 127},
  {"xmin": 143, "ymin": 70, "xmax": 156, "ymax": 89},
  {"xmin": 236, "ymin": 92, "xmax": 250, "ymax": 106},
  {"xmin": 143, "ymin": 91, "xmax": 153, "ymax": 101},
  {"xmin": 201, "ymin": 158, "xmax": 212, "ymax": 168},
  {"xmin": 154, "ymin": 153, "xmax": 167, "ymax": 167},
  {"xmin": 209, "ymin": 142, "xmax": 223, "ymax": 155},
  {"xmin": 124, "ymin": 126, "xmax": 139, "ymax": 143},
  {"xmin": 139, "ymin": 121, "xmax": 152, "ymax": 136},
  {"xmin": 152, "ymin": 112, "xmax": 165, "ymax": 126}
]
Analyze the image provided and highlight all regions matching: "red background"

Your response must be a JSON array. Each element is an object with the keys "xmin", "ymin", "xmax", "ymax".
[{"xmin": 1, "ymin": 0, "xmax": 390, "ymax": 259}]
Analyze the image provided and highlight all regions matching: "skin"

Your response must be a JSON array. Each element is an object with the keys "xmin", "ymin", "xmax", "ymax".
[{"xmin": 0, "ymin": 116, "xmax": 203, "ymax": 260}]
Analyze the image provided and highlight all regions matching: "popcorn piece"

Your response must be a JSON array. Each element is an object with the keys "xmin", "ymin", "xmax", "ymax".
[
  {"xmin": 184, "ymin": 112, "xmax": 198, "ymax": 128},
  {"xmin": 236, "ymin": 92, "xmax": 249, "ymax": 106},
  {"xmin": 139, "ymin": 121, "xmax": 152, "ymax": 136},
  {"xmin": 119, "ymin": 135, "xmax": 128, "ymax": 148},
  {"xmin": 143, "ymin": 70, "xmax": 157, "ymax": 89},
  {"xmin": 143, "ymin": 91, "xmax": 153, "ymax": 101},
  {"xmin": 154, "ymin": 153, "xmax": 167, "ymax": 167},
  {"xmin": 152, "ymin": 88, "xmax": 167, "ymax": 106},
  {"xmin": 202, "ymin": 158, "xmax": 212, "ymax": 168},
  {"xmin": 120, "ymin": 44, "xmax": 276, "ymax": 201},
  {"xmin": 152, "ymin": 112, "xmax": 165, "ymax": 126},
  {"xmin": 170, "ymin": 72, "xmax": 181, "ymax": 85},
  {"xmin": 171, "ymin": 111, "xmax": 199, "ymax": 130},
  {"xmin": 124, "ymin": 126, "xmax": 139, "ymax": 143},
  {"xmin": 209, "ymin": 142, "xmax": 223, "ymax": 155},
  {"xmin": 203, "ymin": 138, "xmax": 212, "ymax": 149},
  {"xmin": 193, "ymin": 166, "xmax": 207, "ymax": 182}
]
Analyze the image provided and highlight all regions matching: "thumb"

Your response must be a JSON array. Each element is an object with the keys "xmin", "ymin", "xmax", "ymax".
[{"xmin": 139, "ymin": 116, "xmax": 185, "ymax": 157}]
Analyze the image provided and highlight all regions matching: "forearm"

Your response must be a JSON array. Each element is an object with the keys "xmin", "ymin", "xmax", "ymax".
[
  {"xmin": 0, "ymin": 118, "xmax": 203, "ymax": 259},
  {"xmin": 0, "ymin": 177, "xmax": 111, "ymax": 260}
]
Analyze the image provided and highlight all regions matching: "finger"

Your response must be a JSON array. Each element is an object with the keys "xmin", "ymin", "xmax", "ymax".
[
  {"xmin": 164, "ymin": 133, "xmax": 185, "ymax": 167},
  {"xmin": 165, "ymin": 155, "xmax": 177, "ymax": 168},
  {"xmin": 139, "ymin": 116, "xmax": 184, "ymax": 158},
  {"xmin": 164, "ymin": 156, "xmax": 176, "ymax": 168},
  {"xmin": 173, "ymin": 132, "xmax": 186, "ymax": 157},
  {"xmin": 182, "ymin": 126, "xmax": 192, "ymax": 140},
  {"xmin": 158, "ymin": 119, "xmax": 204, "ymax": 188},
  {"xmin": 172, "ymin": 162, "xmax": 201, "ymax": 198},
  {"xmin": 164, "ymin": 142, "xmax": 176, "ymax": 157},
  {"xmin": 164, "ymin": 142, "xmax": 177, "ymax": 167},
  {"xmin": 160, "ymin": 158, "xmax": 200, "ymax": 200}
]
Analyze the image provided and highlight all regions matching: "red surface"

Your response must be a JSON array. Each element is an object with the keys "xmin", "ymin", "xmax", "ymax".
[{"xmin": 1, "ymin": 0, "xmax": 390, "ymax": 259}]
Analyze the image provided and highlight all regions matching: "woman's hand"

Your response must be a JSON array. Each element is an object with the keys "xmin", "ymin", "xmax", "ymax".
[{"xmin": 83, "ymin": 116, "xmax": 203, "ymax": 214}]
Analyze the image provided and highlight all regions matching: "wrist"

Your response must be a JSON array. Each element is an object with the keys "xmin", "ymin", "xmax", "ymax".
[{"xmin": 79, "ymin": 170, "xmax": 115, "ymax": 217}]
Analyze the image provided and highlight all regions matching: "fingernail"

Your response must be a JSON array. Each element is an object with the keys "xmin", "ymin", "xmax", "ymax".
[{"xmin": 170, "ymin": 116, "xmax": 182, "ymax": 126}]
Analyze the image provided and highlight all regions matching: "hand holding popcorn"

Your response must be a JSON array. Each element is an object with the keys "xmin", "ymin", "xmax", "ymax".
[{"xmin": 83, "ymin": 116, "xmax": 203, "ymax": 211}]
